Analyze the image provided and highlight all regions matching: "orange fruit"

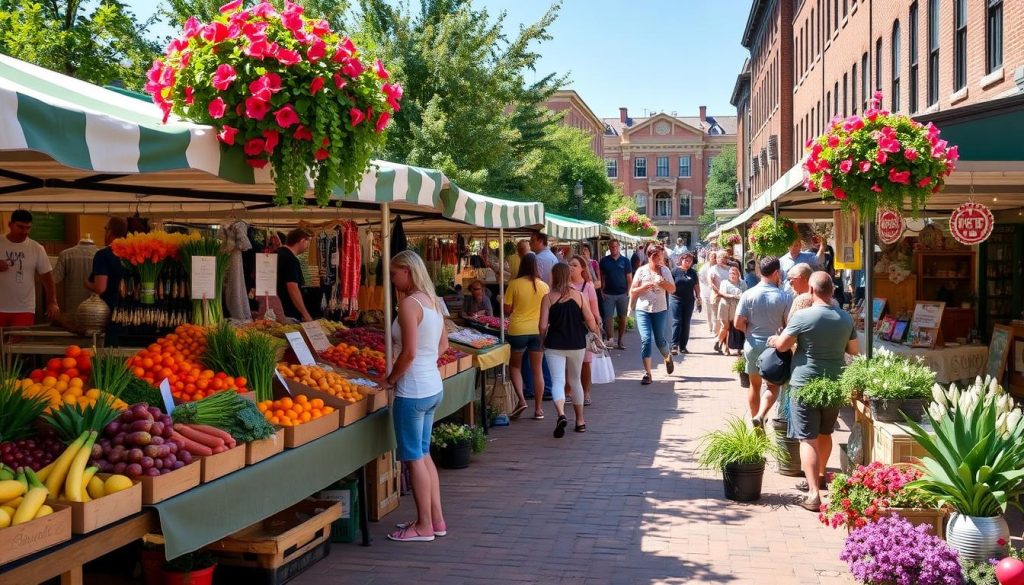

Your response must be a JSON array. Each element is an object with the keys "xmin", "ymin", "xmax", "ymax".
[
  {"xmin": 61, "ymin": 357, "xmax": 77, "ymax": 369},
  {"xmin": 65, "ymin": 345, "xmax": 82, "ymax": 358}
]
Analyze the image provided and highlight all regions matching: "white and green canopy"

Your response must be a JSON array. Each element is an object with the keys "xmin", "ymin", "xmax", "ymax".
[
  {"xmin": 0, "ymin": 53, "xmax": 542, "ymax": 230},
  {"xmin": 603, "ymin": 225, "xmax": 651, "ymax": 246},
  {"xmin": 542, "ymin": 213, "xmax": 602, "ymax": 241}
]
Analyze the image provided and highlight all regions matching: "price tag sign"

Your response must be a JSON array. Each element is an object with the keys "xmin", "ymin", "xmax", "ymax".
[
  {"xmin": 301, "ymin": 321, "xmax": 332, "ymax": 353},
  {"xmin": 190, "ymin": 256, "xmax": 218, "ymax": 300},
  {"xmin": 274, "ymin": 369, "xmax": 292, "ymax": 396},
  {"xmin": 255, "ymin": 253, "xmax": 277, "ymax": 297},
  {"xmin": 285, "ymin": 331, "xmax": 317, "ymax": 365},
  {"xmin": 159, "ymin": 378, "xmax": 175, "ymax": 415}
]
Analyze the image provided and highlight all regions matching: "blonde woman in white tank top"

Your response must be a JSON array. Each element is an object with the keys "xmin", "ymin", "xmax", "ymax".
[{"xmin": 378, "ymin": 251, "xmax": 449, "ymax": 543}]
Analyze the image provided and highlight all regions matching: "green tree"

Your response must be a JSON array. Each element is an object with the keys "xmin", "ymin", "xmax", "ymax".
[
  {"xmin": 699, "ymin": 146, "xmax": 738, "ymax": 238},
  {"xmin": 525, "ymin": 123, "xmax": 617, "ymax": 221},
  {"xmin": 0, "ymin": 0, "xmax": 159, "ymax": 90},
  {"xmin": 359, "ymin": 0, "xmax": 566, "ymax": 194}
]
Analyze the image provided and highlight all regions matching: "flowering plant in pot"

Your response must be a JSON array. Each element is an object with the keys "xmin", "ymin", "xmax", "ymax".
[
  {"xmin": 802, "ymin": 91, "xmax": 958, "ymax": 219},
  {"xmin": 716, "ymin": 230, "xmax": 741, "ymax": 251},
  {"xmin": 820, "ymin": 462, "xmax": 939, "ymax": 532},
  {"xmin": 697, "ymin": 417, "xmax": 787, "ymax": 502},
  {"xmin": 145, "ymin": 0, "xmax": 402, "ymax": 207},
  {"xmin": 747, "ymin": 216, "xmax": 799, "ymax": 258},
  {"xmin": 903, "ymin": 376, "xmax": 1024, "ymax": 563},
  {"xmin": 430, "ymin": 423, "xmax": 485, "ymax": 469},
  {"xmin": 608, "ymin": 207, "xmax": 656, "ymax": 236},
  {"xmin": 840, "ymin": 515, "xmax": 962, "ymax": 585},
  {"xmin": 859, "ymin": 349, "xmax": 935, "ymax": 422}
]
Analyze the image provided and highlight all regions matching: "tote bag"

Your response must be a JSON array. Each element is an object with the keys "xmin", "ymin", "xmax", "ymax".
[
  {"xmin": 727, "ymin": 324, "xmax": 746, "ymax": 351},
  {"xmin": 591, "ymin": 351, "xmax": 615, "ymax": 384}
]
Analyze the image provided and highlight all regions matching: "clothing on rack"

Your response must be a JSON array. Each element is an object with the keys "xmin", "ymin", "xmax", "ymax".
[{"xmin": 220, "ymin": 220, "xmax": 252, "ymax": 321}]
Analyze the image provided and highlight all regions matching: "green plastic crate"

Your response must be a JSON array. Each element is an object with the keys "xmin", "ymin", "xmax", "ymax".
[{"xmin": 320, "ymin": 479, "xmax": 359, "ymax": 543}]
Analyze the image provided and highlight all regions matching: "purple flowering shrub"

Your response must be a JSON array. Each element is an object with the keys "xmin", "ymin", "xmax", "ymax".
[{"xmin": 840, "ymin": 516, "xmax": 962, "ymax": 585}]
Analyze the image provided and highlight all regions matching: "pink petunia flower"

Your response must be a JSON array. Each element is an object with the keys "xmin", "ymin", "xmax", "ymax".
[
  {"xmin": 276, "ymin": 48, "xmax": 301, "ymax": 66},
  {"xmin": 281, "ymin": 12, "xmax": 303, "ymax": 32},
  {"xmin": 262, "ymin": 129, "xmax": 279, "ymax": 153},
  {"xmin": 871, "ymin": 183, "xmax": 883, "ymax": 193},
  {"xmin": 208, "ymin": 97, "xmax": 226, "ymax": 118},
  {"xmin": 903, "ymin": 147, "xmax": 918, "ymax": 161},
  {"xmin": 212, "ymin": 63, "xmax": 237, "ymax": 90},
  {"xmin": 307, "ymin": 40, "xmax": 326, "ymax": 62},
  {"xmin": 243, "ymin": 138, "xmax": 266, "ymax": 156},
  {"xmin": 312, "ymin": 19, "xmax": 331, "ymax": 36},
  {"xmin": 383, "ymin": 83, "xmax": 403, "ymax": 111},
  {"xmin": 314, "ymin": 149, "xmax": 330, "ymax": 161},
  {"xmin": 888, "ymin": 168, "xmax": 911, "ymax": 184},
  {"xmin": 827, "ymin": 135, "xmax": 840, "ymax": 148},
  {"xmin": 183, "ymin": 16, "xmax": 202, "ymax": 38},
  {"xmin": 875, "ymin": 150, "xmax": 888, "ymax": 165},
  {"xmin": 350, "ymin": 108, "xmax": 366, "ymax": 127},
  {"xmin": 253, "ymin": 2, "xmax": 277, "ymax": 18},
  {"xmin": 859, "ymin": 161, "xmax": 872, "ymax": 173},
  {"xmin": 373, "ymin": 59, "xmax": 390, "ymax": 80},
  {"xmin": 293, "ymin": 125, "xmax": 313, "ymax": 141},
  {"xmin": 833, "ymin": 187, "xmax": 847, "ymax": 200},
  {"xmin": 274, "ymin": 105, "xmax": 300, "ymax": 128},
  {"xmin": 333, "ymin": 73, "xmax": 347, "ymax": 90},
  {"xmin": 184, "ymin": 86, "xmax": 195, "ymax": 106},
  {"xmin": 246, "ymin": 158, "xmax": 268, "ymax": 169},
  {"xmin": 201, "ymin": 22, "xmax": 229, "ymax": 43},
  {"xmin": 342, "ymin": 58, "xmax": 364, "ymax": 78},
  {"xmin": 220, "ymin": 0, "xmax": 243, "ymax": 13},
  {"xmin": 310, "ymin": 77, "xmax": 325, "ymax": 95},
  {"xmin": 375, "ymin": 112, "xmax": 391, "ymax": 133},
  {"xmin": 821, "ymin": 174, "xmax": 833, "ymax": 190},
  {"xmin": 878, "ymin": 136, "xmax": 901, "ymax": 153},
  {"xmin": 217, "ymin": 125, "xmax": 238, "ymax": 145},
  {"xmin": 839, "ymin": 159, "xmax": 853, "ymax": 173},
  {"xmin": 245, "ymin": 96, "xmax": 270, "ymax": 120},
  {"xmin": 946, "ymin": 145, "xmax": 959, "ymax": 161},
  {"xmin": 165, "ymin": 37, "xmax": 189, "ymax": 57}
]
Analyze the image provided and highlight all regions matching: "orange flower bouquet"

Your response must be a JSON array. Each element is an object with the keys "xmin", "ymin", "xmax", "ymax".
[{"xmin": 111, "ymin": 232, "xmax": 195, "ymax": 304}]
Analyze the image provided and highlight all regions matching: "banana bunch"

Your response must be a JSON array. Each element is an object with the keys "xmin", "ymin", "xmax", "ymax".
[{"xmin": 0, "ymin": 465, "xmax": 52, "ymax": 528}]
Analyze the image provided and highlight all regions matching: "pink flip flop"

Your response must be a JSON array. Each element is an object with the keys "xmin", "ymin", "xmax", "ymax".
[
  {"xmin": 395, "ymin": 520, "xmax": 447, "ymax": 537},
  {"xmin": 387, "ymin": 525, "xmax": 435, "ymax": 542}
]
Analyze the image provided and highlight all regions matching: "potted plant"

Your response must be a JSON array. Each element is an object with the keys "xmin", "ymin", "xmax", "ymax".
[
  {"xmin": 904, "ymin": 376, "xmax": 1024, "ymax": 563},
  {"xmin": 608, "ymin": 207, "xmax": 657, "ymax": 237},
  {"xmin": 859, "ymin": 350, "xmax": 935, "ymax": 422},
  {"xmin": 717, "ymin": 230, "xmax": 741, "ymax": 251},
  {"xmin": 792, "ymin": 376, "xmax": 850, "ymax": 411},
  {"xmin": 430, "ymin": 423, "xmax": 486, "ymax": 469},
  {"xmin": 840, "ymin": 515, "xmax": 962, "ymax": 585},
  {"xmin": 838, "ymin": 354, "xmax": 871, "ymax": 402},
  {"xmin": 697, "ymin": 418, "xmax": 787, "ymax": 502},
  {"xmin": 747, "ymin": 216, "xmax": 799, "ymax": 258},
  {"xmin": 162, "ymin": 551, "xmax": 217, "ymax": 585},
  {"xmin": 820, "ymin": 462, "xmax": 943, "ymax": 535},
  {"xmin": 732, "ymin": 356, "xmax": 749, "ymax": 388}
]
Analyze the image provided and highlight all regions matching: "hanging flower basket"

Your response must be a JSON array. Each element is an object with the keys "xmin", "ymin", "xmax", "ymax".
[
  {"xmin": 145, "ymin": 0, "xmax": 403, "ymax": 207},
  {"xmin": 748, "ymin": 216, "xmax": 799, "ymax": 258},
  {"xmin": 802, "ymin": 92, "xmax": 958, "ymax": 220},
  {"xmin": 608, "ymin": 207, "xmax": 656, "ymax": 236},
  {"xmin": 716, "ymin": 230, "xmax": 741, "ymax": 250}
]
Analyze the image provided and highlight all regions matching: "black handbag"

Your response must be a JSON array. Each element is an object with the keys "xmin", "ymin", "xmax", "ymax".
[
  {"xmin": 757, "ymin": 347, "xmax": 793, "ymax": 385},
  {"xmin": 727, "ymin": 325, "xmax": 745, "ymax": 351}
]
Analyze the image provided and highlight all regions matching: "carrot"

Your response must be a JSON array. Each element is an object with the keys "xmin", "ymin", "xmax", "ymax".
[
  {"xmin": 170, "ymin": 430, "xmax": 213, "ymax": 456},
  {"xmin": 175, "ymin": 425, "xmax": 225, "ymax": 449},
  {"xmin": 211, "ymin": 444, "xmax": 227, "ymax": 454},
  {"xmin": 186, "ymin": 424, "xmax": 236, "ymax": 448}
]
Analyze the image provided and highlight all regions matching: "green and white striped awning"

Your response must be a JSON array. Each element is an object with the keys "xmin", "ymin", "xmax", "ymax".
[
  {"xmin": 543, "ymin": 213, "xmax": 602, "ymax": 241},
  {"xmin": 440, "ymin": 185, "xmax": 543, "ymax": 229},
  {"xmin": 604, "ymin": 225, "xmax": 651, "ymax": 246},
  {"xmin": 0, "ymin": 53, "xmax": 542, "ymax": 230}
]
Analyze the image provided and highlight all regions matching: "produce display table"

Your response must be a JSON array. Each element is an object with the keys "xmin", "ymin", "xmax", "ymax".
[
  {"xmin": 450, "ymin": 344, "xmax": 509, "ymax": 433},
  {"xmin": 856, "ymin": 332, "xmax": 988, "ymax": 384}
]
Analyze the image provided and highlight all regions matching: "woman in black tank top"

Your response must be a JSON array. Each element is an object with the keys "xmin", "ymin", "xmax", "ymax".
[{"xmin": 539, "ymin": 264, "xmax": 602, "ymax": 437}]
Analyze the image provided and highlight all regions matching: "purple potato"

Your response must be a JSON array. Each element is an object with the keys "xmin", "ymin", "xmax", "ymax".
[
  {"xmin": 91, "ymin": 443, "xmax": 103, "ymax": 459},
  {"xmin": 126, "ymin": 431, "xmax": 152, "ymax": 446},
  {"xmin": 130, "ymin": 419, "xmax": 153, "ymax": 433},
  {"xmin": 146, "ymin": 467, "xmax": 161, "ymax": 477},
  {"xmin": 143, "ymin": 445, "xmax": 161, "ymax": 458},
  {"xmin": 178, "ymin": 450, "xmax": 192, "ymax": 465},
  {"xmin": 126, "ymin": 463, "xmax": 143, "ymax": 477},
  {"xmin": 112, "ymin": 434, "xmax": 125, "ymax": 447},
  {"xmin": 150, "ymin": 435, "xmax": 165, "ymax": 446},
  {"xmin": 128, "ymin": 448, "xmax": 144, "ymax": 463},
  {"xmin": 107, "ymin": 449, "xmax": 125, "ymax": 464},
  {"xmin": 163, "ymin": 453, "xmax": 176, "ymax": 467},
  {"xmin": 140, "ymin": 456, "xmax": 154, "ymax": 469},
  {"xmin": 104, "ymin": 421, "xmax": 121, "ymax": 437},
  {"xmin": 113, "ymin": 461, "xmax": 127, "ymax": 475},
  {"xmin": 153, "ymin": 458, "xmax": 163, "ymax": 470},
  {"xmin": 148, "ymin": 406, "xmax": 162, "ymax": 418},
  {"xmin": 166, "ymin": 441, "xmax": 178, "ymax": 455},
  {"xmin": 97, "ymin": 460, "xmax": 113, "ymax": 473},
  {"xmin": 119, "ymin": 411, "xmax": 134, "ymax": 423},
  {"xmin": 172, "ymin": 460, "xmax": 185, "ymax": 470},
  {"xmin": 150, "ymin": 422, "xmax": 164, "ymax": 437},
  {"xmin": 130, "ymin": 404, "xmax": 153, "ymax": 421}
]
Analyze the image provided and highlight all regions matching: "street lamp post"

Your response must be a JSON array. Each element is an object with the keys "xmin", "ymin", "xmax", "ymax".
[{"xmin": 574, "ymin": 180, "xmax": 584, "ymax": 219}]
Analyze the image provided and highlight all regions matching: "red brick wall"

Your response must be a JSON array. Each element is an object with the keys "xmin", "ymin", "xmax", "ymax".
[{"xmin": 747, "ymin": 0, "xmax": 794, "ymax": 199}]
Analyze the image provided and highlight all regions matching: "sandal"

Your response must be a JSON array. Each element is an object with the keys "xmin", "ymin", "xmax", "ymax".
[
  {"xmin": 510, "ymin": 403, "xmax": 528, "ymax": 419},
  {"xmin": 574, "ymin": 423, "xmax": 587, "ymax": 433},
  {"xmin": 533, "ymin": 412, "xmax": 545, "ymax": 420},
  {"xmin": 387, "ymin": 526, "xmax": 435, "ymax": 542},
  {"xmin": 583, "ymin": 398, "xmax": 592, "ymax": 406},
  {"xmin": 795, "ymin": 477, "xmax": 828, "ymax": 491},
  {"xmin": 800, "ymin": 495, "xmax": 822, "ymax": 512},
  {"xmin": 395, "ymin": 520, "xmax": 446, "ymax": 537},
  {"xmin": 553, "ymin": 415, "xmax": 567, "ymax": 438},
  {"xmin": 641, "ymin": 374, "xmax": 652, "ymax": 385}
]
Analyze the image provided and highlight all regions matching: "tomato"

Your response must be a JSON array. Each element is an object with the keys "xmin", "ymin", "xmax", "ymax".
[
  {"xmin": 234, "ymin": 376, "xmax": 247, "ymax": 388},
  {"xmin": 65, "ymin": 345, "xmax": 82, "ymax": 358},
  {"xmin": 76, "ymin": 355, "xmax": 91, "ymax": 372},
  {"xmin": 133, "ymin": 367, "xmax": 146, "ymax": 378},
  {"xmin": 46, "ymin": 358, "xmax": 63, "ymax": 371}
]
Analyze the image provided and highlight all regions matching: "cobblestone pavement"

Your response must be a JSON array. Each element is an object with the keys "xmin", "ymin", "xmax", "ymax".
[{"xmin": 294, "ymin": 313, "xmax": 856, "ymax": 585}]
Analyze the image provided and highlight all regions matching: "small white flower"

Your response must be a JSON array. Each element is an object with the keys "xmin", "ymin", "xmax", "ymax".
[
  {"xmin": 1007, "ymin": 410, "xmax": 1022, "ymax": 435},
  {"xmin": 929, "ymin": 402, "xmax": 947, "ymax": 420},
  {"xmin": 997, "ymin": 412, "xmax": 1008, "ymax": 436},
  {"xmin": 932, "ymin": 385, "xmax": 947, "ymax": 407}
]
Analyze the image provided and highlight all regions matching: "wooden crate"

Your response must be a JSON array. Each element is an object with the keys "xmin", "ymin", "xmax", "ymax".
[
  {"xmin": 207, "ymin": 499, "xmax": 341, "ymax": 569},
  {"xmin": 51, "ymin": 475, "xmax": 142, "ymax": 534},
  {"xmin": 140, "ymin": 461, "xmax": 201, "ymax": 504},
  {"xmin": 201, "ymin": 444, "xmax": 247, "ymax": 483},
  {"xmin": 0, "ymin": 503, "xmax": 71, "ymax": 565},
  {"xmin": 883, "ymin": 507, "xmax": 947, "ymax": 539},
  {"xmin": 366, "ymin": 450, "xmax": 400, "ymax": 521},
  {"xmin": 853, "ymin": 399, "xmax": 875, "ymax": 464},
  {"xmin": 873, "ymin": 420, "xmax": 929, "ymax": 465},
  {"xmin": 246, "ymin": 429, "xmax": 285, "ymax": 465}
]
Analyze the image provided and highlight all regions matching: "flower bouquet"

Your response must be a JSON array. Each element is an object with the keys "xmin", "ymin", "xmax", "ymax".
[
  {"xmin": 717, "ymin": 230, "xmax": 741, "ymax": 250},
  {"xmin": 840, "ymin": 515, "xmax": 962, "ymax": 585},
  {"xmin": 145, "ymin": 0, "xmax": 402, "ymax": 207},
  {"xmin": 179, "ymin": 235, "xmax": 230, "ymax": 325},
  {"xmin": 803, "ymin": 91, "xmax": 958, "ymax": 219},
  {"xmin": 747, "ymin": 216, "xmax": 799, "ymax": 258},
  {"xmin": 608, "ymin": 207, "xmax": 656, "ymax": 236},
  {"xmin": 821, "ymin": 462, "xmax": 938, "ymax": 531},
  {"xmin": 111, "ymin": 231, "xmax": 193, "ymax": 304}
]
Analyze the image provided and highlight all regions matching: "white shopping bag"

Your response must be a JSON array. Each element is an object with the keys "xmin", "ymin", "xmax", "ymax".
[{"xmin": 591, "ymin": 351, "xmax": 615, "ymax": 384}]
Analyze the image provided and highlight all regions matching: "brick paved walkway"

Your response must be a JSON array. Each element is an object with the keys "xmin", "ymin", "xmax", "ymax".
[{"xmin": 295, "ymin": 313, "xmax": 855, "ymax": 585}]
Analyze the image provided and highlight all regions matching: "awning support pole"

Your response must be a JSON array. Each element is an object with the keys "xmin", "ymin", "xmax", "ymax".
[
  {"xmin": 498, "ymin": 227, "xmax": 505, "ymax": 345},
  {"xmin": 864, "ymin": 217, "xmax": 874, "ymax": 359},
  {"xmin": 382, "ymin": 203, "xmax": 393, "ymax": 370}
]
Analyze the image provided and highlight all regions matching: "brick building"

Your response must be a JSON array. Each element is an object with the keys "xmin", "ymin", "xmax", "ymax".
[
  {"xmin": 543, "ymin": 89, "xmax": 605, "ymax": 159},
  {"xmin": 602, "ymin": 107, "xmax": 737, "ymax": 247},
  {"xmin": 734, "ymin": 0, "xmax": 1023, "ymax": 208}
]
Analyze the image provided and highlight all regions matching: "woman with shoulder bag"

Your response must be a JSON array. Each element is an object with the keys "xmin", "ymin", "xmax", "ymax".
[
  {"xmin": 569, "ymin": 254, "xmax": 602, "ymax": 406},
  {"xmin": 540, "ymin": 263, "xmax": 603, "ymax": 436}
]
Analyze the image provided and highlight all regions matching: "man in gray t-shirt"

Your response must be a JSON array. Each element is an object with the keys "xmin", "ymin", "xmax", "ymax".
[
  {"xmin": 769, "ymin": 272, "xmax": 858, "ymax": 511},
  {"xmin": 734, "ymin": 256, "xmax": 791, "ymax": 426}
]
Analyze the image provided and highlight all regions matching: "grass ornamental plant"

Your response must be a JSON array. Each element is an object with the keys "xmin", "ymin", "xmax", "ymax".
[
  {"xmin": 904, "ymin": 376, "xmax": 1024, "ymax": 517},
  {"xmin": 793, "ymin": 376, "xmax": 849, "ymax": 408},
  {"xmin": 802, "ymin": 91, "xmax": 958, "ymax": 219},
  {"xmin": 608, "ymin": 207, "xmax": 656, "ymax": 236},
  {"xmin": 820, "ymin": 462, "xmax": 936, "ymax": 530},
  {"xmin": 747, "ymin": 216, "xmax": 799, "ymax": 258},
  {"xmin": 840, "ymin": 515, "xmax": 962, "ymax": 585},
  {"xmin": 731, "ymin": 356, "xmax": 746, "ymax": 375},
  {"xmin": 145, "ymin": 0, "xmax": 402, "ymax": 206},
  {"xmin": 697, "ymin": 418, "xmax": 787, "ymax": 470}
]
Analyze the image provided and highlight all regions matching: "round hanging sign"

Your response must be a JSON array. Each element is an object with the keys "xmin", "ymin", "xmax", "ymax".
[
  {"xmin": 876, "ymin": 208, "xmax": 905, "ymax": 244},
  {"xmin": 949, "ymin": 201, "xmax": 994, "ymax": 245}
]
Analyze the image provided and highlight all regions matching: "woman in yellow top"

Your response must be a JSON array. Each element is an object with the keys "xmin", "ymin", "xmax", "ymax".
[{"xmin": 503, "ymin": 253, "xmax": 549, "ymax": 419}]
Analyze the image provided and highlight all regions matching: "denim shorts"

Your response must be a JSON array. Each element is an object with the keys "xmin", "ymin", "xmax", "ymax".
[
  {"xmin": 507, "ymin": 333, "xmax": 542, "ymax": 353},
  {"xmin": 393, "ymin": 392, "xmax": 443, "ymax": 461}
]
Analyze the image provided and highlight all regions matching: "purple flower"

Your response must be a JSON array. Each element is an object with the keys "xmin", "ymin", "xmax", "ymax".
[{"xmin": 840, "ymin": 516, "xmax": 961, "ymax": 585}]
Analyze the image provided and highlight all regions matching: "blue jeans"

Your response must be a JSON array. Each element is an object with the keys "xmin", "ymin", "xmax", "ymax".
[
  {"xmin": 522, "ymin": 352, "xmax": 553, "ymax": 398},
  {"xmin": 636, "ymin": 310, "xmax": 669, "ymax": 360},
  {"xmin": 669, "ymin": 296, "xmax": 695, "ymax": 350},
  {"xmin": 393, "ymin": 392, "xmax": 443, "ymax": 462}
]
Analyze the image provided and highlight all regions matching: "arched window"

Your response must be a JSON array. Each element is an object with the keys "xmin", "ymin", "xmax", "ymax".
[{"xmin": 655, "ymin": 192, "xmax": 672, "ymax": 218}]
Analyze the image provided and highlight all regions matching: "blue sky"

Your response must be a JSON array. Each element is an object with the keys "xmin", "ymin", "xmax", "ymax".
[{"xmin": 125, "ymin": 0, "xmax": 751, "ymax": 119}]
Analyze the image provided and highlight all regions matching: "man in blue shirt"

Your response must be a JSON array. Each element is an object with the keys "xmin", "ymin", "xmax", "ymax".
[
  {"xmin": 85, "ymin": 217, "xmax": 128, "ymax": 345},
  {"xmin": 599, "ymin": 239, "xmax": 633, "ymax": 349},
  {"xmin": 735, "ymin": 256, "xmax": 792, "ymax": 428},
  {"xmin": 779, "ymin": 236, "xmax": 826, "ymax": 292},
  {"xmin": 529, "ymin": 231, "xmax": 559, "ymax": 285}
]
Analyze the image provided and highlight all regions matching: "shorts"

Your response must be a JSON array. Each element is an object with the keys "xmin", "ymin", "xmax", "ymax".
[
  {"xmin": 788, "ymin": 394, "xmax": 840, "ymax": 440},
  {"xmin": 716, "ymin": 300, "xmax": 737, "ymax": 324},
  {"xmin": 743, "ymin": 339, "xmax": 769, "ymax": 376},
  {"xmin": 507, "ymin": 333, "xmax": 542, "ymax": 353},
  {"xmin": 0, "ymin": 312, "xmax": 35, "ymax": 327},
  {"xmin": 601, "ymin": 293, "xmax": 629, "ymax": 320},
  {"xmin": 393, "ymin": 392, "xmax": 443, "ymax": 461}
]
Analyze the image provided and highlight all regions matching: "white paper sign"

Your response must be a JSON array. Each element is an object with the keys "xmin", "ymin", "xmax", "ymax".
[
  {"xmin": 159, "ymin": 378, "xmax": 175, "ymax": 414},
  {"xmin": 285, "ymin": 331, "xmax": 317, "ymax": 365},
  {"xmin": 301, "ymin": 321, "xmax": 331, "ymax": 353},
  {"xmin": 190, "ymin": 256, "xmax": 218, "ymax": 300},
  {"xmin": 255, "ymin": 253, "xmax": 278, "ymax": 297},
  {"xmin": 912, "ymin": 301, "xmax": 944, "ymax": 329},
  {"xmin": 274, "ymin": 369, "xmax": 292, "ymax": 396}
]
